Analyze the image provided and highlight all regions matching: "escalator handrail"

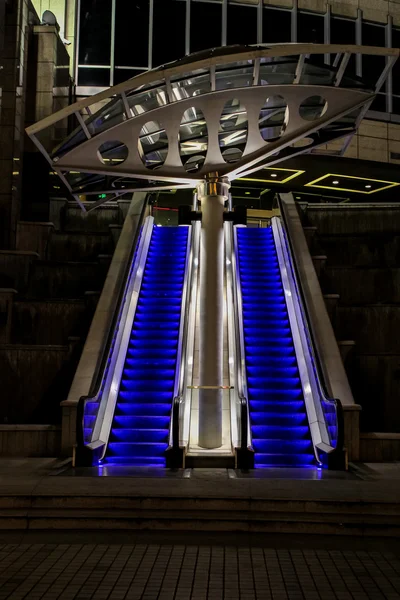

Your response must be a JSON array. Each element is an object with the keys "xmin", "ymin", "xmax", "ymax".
[
  {"xmin": 170, "ymin": 220, "xmax": 201, "ymax": 454},
  {"xmin": 276, "ymin": 202, "xmax": 345, "ymax": 459},
  {"xmin": 231, "ymin": 224, "xmax": 252, "ymax": 453},
  {"xmin": 76, "ymin": 196, "xmax": 149, "ymax": 453},
  {"xmin": 78, "ymin": 211, "xmax": 154, "ymax": 459},
  {"xmin": 169, "ymin": 224, "xmax": 193, "ymax": 451},
  {"xmin": 273, "ymin": 213, "xmax": 343, "ymax": 457}
]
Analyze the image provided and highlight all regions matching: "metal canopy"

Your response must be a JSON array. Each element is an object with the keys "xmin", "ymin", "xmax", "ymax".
[{"xmin": 26, "ymin": 44, "xmax": 399, "ymax": 210}]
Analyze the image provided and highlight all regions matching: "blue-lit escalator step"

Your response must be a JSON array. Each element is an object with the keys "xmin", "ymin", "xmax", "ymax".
[
  {"xmin": 104, "ymin": 226, "xmax": 188, "ymax": 467},
  {"xmin": 237, "ymin": 227, "xmax": 315, "ymax": 468}
]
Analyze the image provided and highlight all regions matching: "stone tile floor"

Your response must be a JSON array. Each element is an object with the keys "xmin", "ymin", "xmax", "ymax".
[{"xmin": 0, "ymin": 541, "xmax": 399, "ymax": 600}]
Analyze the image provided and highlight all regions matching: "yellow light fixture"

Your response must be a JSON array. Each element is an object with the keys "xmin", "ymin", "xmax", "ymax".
[
  {"xmin": 239, "ymin": 168, "xmax": 304, "ymax": 184},
  {"xmin": 306, "ymin": 173, "xmax": 400, "ymax": 194}
]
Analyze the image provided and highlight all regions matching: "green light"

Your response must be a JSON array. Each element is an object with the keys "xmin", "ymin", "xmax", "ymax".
[{"xmin": 98, "ymin": 193, "xmax": 107, "ymax": 199}]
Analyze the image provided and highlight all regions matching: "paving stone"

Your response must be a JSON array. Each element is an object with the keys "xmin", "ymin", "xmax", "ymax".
[{"xmin": 0, "ymin": 543, "xmax": 398, "ymax": 599}]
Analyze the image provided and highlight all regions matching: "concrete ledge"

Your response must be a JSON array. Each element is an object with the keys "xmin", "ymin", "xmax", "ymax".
[
  {"xmin": 0, "ymin": 426, "xmax": 61, "ymax": 457},
  {"xmin": 360, "ymin": 432, "xmax": 400, "ymax": 462},
  {"xmin": 16, "ymin": 222, "xmax": 54, "ymax": 259},
  {"xmin": 0, "ymin": 476, "xmax": 399, "ymax": 534}
]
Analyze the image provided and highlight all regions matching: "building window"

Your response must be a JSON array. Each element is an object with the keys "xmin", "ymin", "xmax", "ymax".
[
  {"xmin": 227, "ymin": 4, "xmax": 257, "ymax": 46},
  {"xmin": 113, "ymin": 68, "xmax": 146, "ymax": 86},
  {"xmin": 78, "ymin": 67, "xmax": 111, "ymax": 86},
  {"xmin": 362, "ymin": 22, "xmax": 386, "ymax": 111},
  {"xmin": 78, "ymin": 0, "xmax": 112, "ymax": 66},
  {"xmin": 331, "ymin": 17, "xmax": 356, "ymax": 75},
  {"xmin": 263, "ymin": 8, "xmax": 291, "ymax": 44},
  {"xmin": 298, "ymin": 12, "xmax": 324, "ymax": 44},
  {"xmin": 115, "ymin": 0, "xmax": 149, "ymax": 68},
  {"xmin": 153, "ymin": 0, "xmax": 186, "ymax": 67},
  {"xmin": 392, "ymin": 29, "xmax": 400, "ymax": 114},
  {"xmin": 191, "ymin": 1, "xmax": 222, "ymax": 53}
]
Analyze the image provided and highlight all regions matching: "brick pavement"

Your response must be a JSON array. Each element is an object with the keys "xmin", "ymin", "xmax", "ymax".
[{"xmin": 0, "ymin": 544, "xmax": 399, "ymax": 600}]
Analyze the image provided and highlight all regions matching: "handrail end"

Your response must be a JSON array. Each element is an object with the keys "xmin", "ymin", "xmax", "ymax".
[{"xmin": 165, "ymin": 444, "xmax": 185, "ymax": 469}]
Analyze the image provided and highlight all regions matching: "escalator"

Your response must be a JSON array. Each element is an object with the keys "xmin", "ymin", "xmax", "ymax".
[
  {"xmin": 231, "ymin": 214, "xmax": 343, "ymax": 470},
  {"xmin": 236, "ymin": 227, "xmax": 315, "ymax": 468},
  {"xmin": 77, "ymin": 216, "xmax": 193, "ymax": 468},
  {"xmin": 105, "ymin": 226, "xmax": 189, "ymax": 466}
]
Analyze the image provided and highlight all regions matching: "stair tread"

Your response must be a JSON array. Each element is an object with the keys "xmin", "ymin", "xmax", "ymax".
[
  {"xmin": 103, "ymin": 225, "xmax": 188, "ymax": 467},
  {"xmin": 238, "ymin": 227, "xmax": 314, "ymax": 470}
]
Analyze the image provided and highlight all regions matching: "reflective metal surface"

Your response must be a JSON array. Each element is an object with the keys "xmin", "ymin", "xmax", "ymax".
[{"xmin": 26, "ymin": 44, "xmax": 398, "ymax": 208}]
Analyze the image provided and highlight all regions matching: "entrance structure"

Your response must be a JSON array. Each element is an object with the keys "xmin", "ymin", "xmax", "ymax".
[{"xmin": 27, "ymin": 44, "xmax": 398, "ymax": 450}]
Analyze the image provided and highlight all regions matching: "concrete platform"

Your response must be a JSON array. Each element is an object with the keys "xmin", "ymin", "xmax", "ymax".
[{"xmin": 0, "ymin": 460, "xmax": 400, "ymax": 536}]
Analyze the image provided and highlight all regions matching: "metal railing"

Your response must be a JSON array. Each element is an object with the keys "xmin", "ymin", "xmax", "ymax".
[
  {"xmin": 229, "ymin": 208, "xmax": 345, "ymax": 470},
  {"xmin": 225, "ymin": 221, "xmax": 254, "ymax": 469},
  {"xmin": 75, "ymin": 208, "xmax": 153, "ymax": 465},
  {"xmin": 276, "ymin": 198, "xmax": 345, "ymax": 468},
  {"xmin": 167, "ymin": 219, "xmax": 201, "ymax": 468}
]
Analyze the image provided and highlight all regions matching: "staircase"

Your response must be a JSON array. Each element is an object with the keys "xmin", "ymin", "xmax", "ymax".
[
  {"xmin": 236, "ymin": 227, "xmax": 315, "ymax": 468},
  {"xmin": 105, "ymin": 226, "xmax": 189, "ymax": 466}
]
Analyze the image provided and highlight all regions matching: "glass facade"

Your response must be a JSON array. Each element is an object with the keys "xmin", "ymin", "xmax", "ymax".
[{"xmin": 76, "ymin": 0, "xmax": 399, "ymax": 117}]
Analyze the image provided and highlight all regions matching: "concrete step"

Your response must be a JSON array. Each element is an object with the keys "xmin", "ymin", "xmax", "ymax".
[
  {"xmin": 48, "ymin": 231, "xmax": 114, "ymax": 262},
  {"xmin": 302, "ymin": 226, "xmax": 317, "ymax": 250},
  {"xmin": 1, "ymin": 476, "xmax": 400, "ymax": 535},
  {"xmin": 311, "ymin": 255, "xmax": 327, "ymax": 278},
  {"xmin": 335, "ymin": 305, "xmax": 400, "ymax": 354},
  {"xmin": 0, "ymin": 344, "xmax": 74, "ymax": 423},
  {"xmin": 62, "ymin": 202, "xmax": 123, "ymax": 233},
  {"xmin": 316, "ymin": 234, "xmax": 400, "ymax": 268},
  {"xmin": 0, "ymin": 288, "xmax": 17, "ymax": 343},
  {"xmin": 27, "ymin": 261, "xmax": 105, "ymax": 298},
  {"xmin": 16, "ymin": 222, "xmax": 55, "ymax": 259},
  {"xmin": 12, "ymin": 298, "xmax": 92, "ymax": 345},
  {"xmin": 337, "ymin": 340, "xmax": 356, "ymax": 364},
  {"xmin": 320, "ymin": 266, "xmax": 400, "ymax": 304},
  {"xmin": 302, "ymin": 205, "xmax": 400, "ymax": 235},
  {"xmin": 346, "ymin": 354, "xmax": 400, "ymax": 434},
  {"xmin": 0, "ymin": 251, "xmax": 39, "ymax": 292},
  {"xmin": 323, "ymin": 293, "xmax": 340, "ymax": 326}
]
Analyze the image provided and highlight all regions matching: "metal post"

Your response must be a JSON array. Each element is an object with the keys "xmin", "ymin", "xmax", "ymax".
[
  {"xmin": 186, "ymin": 0, "xmax": 191, "ymax": 56},
  {"xmin": 356, "ymin": 9, "xmax": 362, "ymax": 78},
  {"xmin": 197, "ymin": 175, "xmax": 230, "ymax": 449},
  {"xmin": 222, "ymin": 0, "xmax": 227, "ymax": 46},
  {"xmin": 291, "ymin": 0, "xmax": 298, "ymax": 43},
  {"xmin": 110, "ymin": 0, "xmax": 116, "ymax": 86},
  {"xmin": 148, "ymin": 0, "xmax": 154, "ymax": 70},
  {"xmin": 257, "ymin": 0, "xmax": 263, "ymax": 44},
  {"xmin": 386, "ymin": 15, "xmax": 393, "ymax": 114},
  {"xmin": 324, "ymin": 5, "xmax": 331, "ymax": 65}
]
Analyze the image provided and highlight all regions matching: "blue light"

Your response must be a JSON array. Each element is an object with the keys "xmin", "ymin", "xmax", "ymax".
[
  {"xmin": 101, "ymin": 226, "xmax": 188, "ymax": 468},
  {"xmin": 237, "ymin": 227, "xmax": 316, "ymax": 469}
]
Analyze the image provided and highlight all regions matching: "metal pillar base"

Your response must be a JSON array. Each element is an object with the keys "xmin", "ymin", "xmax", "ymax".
[{"xmin": 197, "ymin": 175, "xmax": 230, "ymax": 449}]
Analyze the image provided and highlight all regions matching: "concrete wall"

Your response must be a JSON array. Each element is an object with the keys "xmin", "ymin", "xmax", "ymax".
[
  {"xmin": 0, "ymin": 425, "xmax": 60, "ymax": 456},
  {"xmin": 323, "ymin": 120, "xmax": 400, "ymax": 165},
  {"xmin": 0, "ymin": 198, "xmax": 127, "ymax": 451},
  {"xmin": 0, "ymin": 0, "xmax": 37, "ymax": 248},
  {"xmin": 31, "ymin": 0, "xmax": 76, "ymax": 75},
  {"xmin": 0, "ymin": 0, "xmax": 71, "ymax": 247},
  {"xmin": 302, "ymin": 203, "xmax": 400, "ymax": 457}
]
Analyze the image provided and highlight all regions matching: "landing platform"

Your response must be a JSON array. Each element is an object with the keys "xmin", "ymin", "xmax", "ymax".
[{"xmin": 1, "ymin": 459, "xmax": 400, "ymax": 536}]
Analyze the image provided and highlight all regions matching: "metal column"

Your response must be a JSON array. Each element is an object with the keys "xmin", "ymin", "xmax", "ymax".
[{"xmin": 197, "ymin": 175, "xmax": 230, "ymax": 449}]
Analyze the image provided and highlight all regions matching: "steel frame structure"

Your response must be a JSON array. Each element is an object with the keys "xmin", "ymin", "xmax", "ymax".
[{"xmin": 27, "ymin": 44, "xmax": 398, "ymax": 210}]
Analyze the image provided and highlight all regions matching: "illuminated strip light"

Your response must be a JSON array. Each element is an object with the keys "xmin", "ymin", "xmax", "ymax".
[
  {"xmin": 152, "ymin": 206, "xmax": 179, "ymax": 212},
  {"xmin": 239, "ymin": 168, "xmax": 305, "ymax": 184},
  {"xmin": 305, "ymin": 173, "xmax": 400, "ymax": 194}
]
